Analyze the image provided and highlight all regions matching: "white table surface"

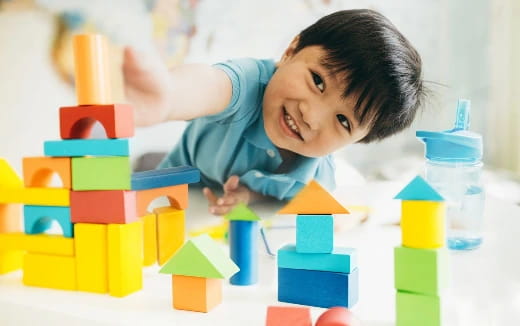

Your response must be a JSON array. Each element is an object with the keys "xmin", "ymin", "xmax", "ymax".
[{"xmin": 0, "ymin": 182, "xmax": 519, "ymax": 326}]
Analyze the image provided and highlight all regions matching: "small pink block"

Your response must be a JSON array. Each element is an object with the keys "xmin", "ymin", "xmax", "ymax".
[
  {"xmin": 266, "ymin": 306, "xmax": 312, "ymax": 326},
  {"xmin": 71, "ymin": 190, "xmax": 137, "ymax": 224},
  {"xmin": 315, "ymin": 307, "xmax": 362, "ymax": 326}
]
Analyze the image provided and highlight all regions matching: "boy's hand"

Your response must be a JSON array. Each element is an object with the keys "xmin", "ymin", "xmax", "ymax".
[
  {"xmin": 122, "ymin": 47, "xmax": 173, "ymax": 127},
  {"xmin": 203, "ymin": 176, "xmax": 253, "ymax": 216}
]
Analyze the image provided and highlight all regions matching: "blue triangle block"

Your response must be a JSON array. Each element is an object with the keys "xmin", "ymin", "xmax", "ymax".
[{"xmin": 394, "ymin": 176, "xmax": 444, "ymax": 201}]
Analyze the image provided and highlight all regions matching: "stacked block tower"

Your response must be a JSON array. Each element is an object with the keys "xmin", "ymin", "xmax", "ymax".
[
  {"xmin": 394, "ymin": 176, "xmax": 450, "ymax": 326},
  {"xmin": 276, "ymin": 180, "xmax": 359, "ymax": 308},
  {"xmin": 0, "ymin": 34, "xmax": 199, "ymax": 297}
]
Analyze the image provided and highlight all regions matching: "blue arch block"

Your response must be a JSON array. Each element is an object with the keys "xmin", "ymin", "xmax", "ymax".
[{"xmin": 24, "ymin": 205, "xmax": 73, "ymax": 238}]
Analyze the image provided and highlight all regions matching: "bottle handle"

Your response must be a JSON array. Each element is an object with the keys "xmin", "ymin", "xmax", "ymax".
[{"xmin": 454, "ymin": 99, "xmax": 470, "ymax": 131}]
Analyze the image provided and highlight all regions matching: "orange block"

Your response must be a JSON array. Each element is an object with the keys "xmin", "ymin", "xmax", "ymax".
[
  {"xmin": 172, "ymin": 275, "xmax": 222, "ymax": 312},
  {"xmin": 136, "ymin": 184, "xmax": 188, "ymax": 217},
  {"xmin": 154, "ymin": 207, "xmax": 184, "ymax": 265},
  {"xmin": 278, "ymin": 180, "xmax": 349, "ymax": 215},
  {"xmin": 73, "ymin": 34, "xmax": 111, "ymax": 105},
  {"xmin": 0, "ymin": 204, "xmax": 21, "ymax": 233},
  {"xmin": 266, "ymin": 306, "xmax": 312, "ymax": 326},
  {"xmin": 23, "ymin": 157, "xmax": 71, "ymax": 188}
]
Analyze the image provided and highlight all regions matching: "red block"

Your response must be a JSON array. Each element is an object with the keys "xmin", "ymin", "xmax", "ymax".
[
  {"xmin": 59, "ymin": 104, "xmax": 134, "ymax": 139},
  {"xmin": 71, "ymin": 190, "xmax": 137, "ymax": 224},
  {"xmin": 266, "ymin": 306, "xmax": 312, "ymax": 326},
  {"xmin": 315, "ymin": 307, "xmax": 362, "ymax": 326}
]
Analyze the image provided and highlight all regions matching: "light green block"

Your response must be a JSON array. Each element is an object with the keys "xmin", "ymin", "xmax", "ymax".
[
  {"xmin": 72, "ymin": 157, "xmax": 131, "ymax": 190},
  {"xmin": 224, "ymin": 203, "xmax": 261, "ymax": 221},
  {"xmin": 396, "ymin": 291, "xmax": 443, "ymax": 326},
  {"xmin": 394, "ymin": 246, "xmax": 449, "ymax": 295}
]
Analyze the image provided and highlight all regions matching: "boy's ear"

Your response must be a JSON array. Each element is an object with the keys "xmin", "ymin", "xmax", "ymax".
[{"xmin": 281, "ymin": 36, "xmax": 300, "ymax": 62}]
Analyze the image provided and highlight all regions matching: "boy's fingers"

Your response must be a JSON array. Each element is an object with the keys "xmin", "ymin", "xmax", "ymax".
[
  {"xmin": 223, "ymin": 175, "xmax": 240, "ymax": 192},
  {"xmin": 216, "ymin": 195, "xmax": 237, "ymax": 206},
  {"xmin": 209, "ymin": 204, "xmax": 234, "ymax": 216},
  {"xmin": 122, "ymin": 46, "xmax": 142, "ymax": 74},
  {"xmin": 203, "ymin": 187, "xmax": 218, "ymax": 206}
]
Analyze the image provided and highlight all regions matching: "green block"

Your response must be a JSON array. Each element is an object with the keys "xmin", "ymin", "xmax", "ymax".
[
  {"xmin": 72, "ymin": 157, "xmax": 131, "ymax": 190},
  {"xmin": 224, "ymin": 203, "xmax": 261, "ymax": 221},
  {"xmin": 396, "ymin": 291, "xmax": 443, "ymax": 326},
  {"xmin": 159, "ymin": 234, "xmax": 239, "ymax": 279},
  {"xmin": 394, "ymin": 246, "xmax": 449, "ymax": 295}
]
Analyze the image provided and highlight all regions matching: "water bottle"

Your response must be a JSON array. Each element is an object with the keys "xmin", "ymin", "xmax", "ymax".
[{"xmin": 416, "ymin": 99, "xmax": 484, "ymax": 250}]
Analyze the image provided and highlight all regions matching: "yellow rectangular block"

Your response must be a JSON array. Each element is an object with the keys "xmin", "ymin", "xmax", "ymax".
[
  {"xmin": 0, "ymin": 233, "xmax": 74, "ymax": 256},
  {"xmin": 0, "ymin": 187, "xmax": 69, "ymax": 206},
  {"xmin": 23, "ymin": 253, "xmax": 76, "ymax": 290},
  {"xmin": 0, "ymin": 250, "xmax": 24, "ymax": 274},
  {"xmin": 154, "ymin": 206, "xmax": 184, "ymax": 265},
  {"xmin": 108, "ymin": 220, "xmax": 143, "ymax": 297},
  {"xmin": 401, "ymin": 200, "xmax": 446, "ymax": 249},
  {"xmin": 75, "ymin": 223, "xmax": 108, "ymax": 293},
  {"xmin": 141, "ymin": 213, "xmax": 157, "ymax": 266}
]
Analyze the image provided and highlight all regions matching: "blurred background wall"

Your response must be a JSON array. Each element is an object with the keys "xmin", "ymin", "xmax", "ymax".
[{"xmin": 0, "ymin": 0, "xmax": 518, "ymax": 182}]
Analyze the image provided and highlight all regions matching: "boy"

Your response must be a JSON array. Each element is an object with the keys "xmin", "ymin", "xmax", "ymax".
[{"xmin": 123, "ymin": 9, "xmax": 425, "ymax": 215}]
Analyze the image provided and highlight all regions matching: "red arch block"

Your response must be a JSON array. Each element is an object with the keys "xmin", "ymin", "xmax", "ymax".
[{"xmin": 59, "ymin": 104, "xmax": 134, "ymax": 139}]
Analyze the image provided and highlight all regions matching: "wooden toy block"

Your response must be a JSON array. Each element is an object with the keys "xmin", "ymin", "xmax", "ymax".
[
  {"xmin": 73, "ymin": 34, "xmax": 111, "ymax": 105},
  {"xmin": 278, "ymin": 244, "xmax": 357, "ymax": 274},
  {"xmin": 159, "ymin": 234, "xmax": 239, "ymax": 279},
  {"xmin": 0, "ymin": 203, "xmax": 22, "ymax": 233},
  {"xmin": 0, "ymin": 158, "xmax": 23, "ymax": 188},
  {"xmin": 71, "ymin": 190, "xmax": 137, "ymax": 224},
  {"xmin": 394, "ymin": 176, "xmax": 444, "ymax": 202},
  {"xmin": 0, "ymin": 233, "xmax": 74, "ymax": 256},
  {"xmin": 107, "ymin": 220, "xmax": 143, "ymax": 297},
  {"xmin": 131, "ymin": 166, "xmax": 200, "ymax": 190},
  {"xmin": 154, "ymin": 206, "xmax": 185, "ymax": 265},
  {"xmin": 278, "ymin": 267, "xmax": 359, "ymax": 308},
  {"xmin": 141, "ymin": 213, "xmax": 157, "ymax": 266},
  {"xmin": 23, "ymin": 253, "xmax": 76, "ymax": 290},
  {"xmin": 396, "ymin": 291, "xmax": 443, "ymax": 326},
  {"xmin": 136, "ymin": 184, "xmax": 188, "ymax": 217},
  {"xmin": 75, "ymin": 223, "xmax": 108, "ymax": 293},
  {"xmin": 60, "ymin": 104, "xmax": 134, "ymax": 139},
  {"xmin": 229, "ymin": 220, "xmax": 258, "ymax": 285},
  {"xmin": 0, "ymin": 187, "xmax": 69, "ymax": 206},
  {"xmin": 22, "ymin": 157, "xmax": 71, "ymax": 188},
  {"xmin": 44, "ymin": 138, "xmax": 130, "ymax": 157},
  {"xmin": 0, "ymin": 250, "xmax": 24, "ymax": 274},
  {"xmin": 266, "ymin": 306, "xmax": 312, "ymax": 326},
  {"xmin": 72, "ymin": 157, "xmax": 131, "ymax": 190},
  {"xmin": 315, "ymin": 307, "xmax": 362, "ymax": 326},
  {"xmin": 171, "ymin": 275, "xmax": 222, "ymax": 312},
  {"xmin": 394, "ymin": 246, "xmax": 449, "ymax": 295},
  {"xmin": 24, "ymin": 205, "xmax": 73, "ymax": 238},
  {"xmin": 224, "ymin": 203, "xmax": 261, "ymax": 222},
  {"xmin": 296, "ymin": 214, "xmax": 333, "ymax": 253},
  {"xmin": 278, "ymin": 180, "xmax": 349, "ymax": 215},
  {"xmin": 401, "ymin": 200, "xmax": 446, "ymax": 249}
]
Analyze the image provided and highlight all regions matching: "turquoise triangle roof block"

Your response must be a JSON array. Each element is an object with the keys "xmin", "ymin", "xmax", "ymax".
[
  {"xmin": 224, "ymin": 203, "xmax": 261, "ymax": 221},
  {"xmin": 394, "ymin": 176, "xmax": 444, "ymax": 201},
  {"xmin": 159, "ymin": 234, "xmax": 239, "ymax": 279}
]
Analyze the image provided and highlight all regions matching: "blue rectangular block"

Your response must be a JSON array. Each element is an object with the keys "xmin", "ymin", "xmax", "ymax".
[
  {"xmin": 44, "ymin": 139, "xmax": 130, "ymax": 157},
  {"xmin": 278, "ymin": 267, "xmax": 359, "ymax": 308},
  {"xmin": 296, "ymin": 215, "xmax": 333, "ymax": 253},
  {"xmin": 278, "ymin": 244, "xmax": 357, "ymax": 273},
  {"xmin": 131, "ymin": 166, "xmax": 200, "ymax": 190},
  {"xmin": 229, "ymin": 221, "xmax": 258, "ymax": 285}
]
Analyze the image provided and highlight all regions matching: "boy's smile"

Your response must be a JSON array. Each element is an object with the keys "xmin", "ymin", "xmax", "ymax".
[{"xmin": 263, "ymin": 42, "xmax": 372, "ymax": 158}]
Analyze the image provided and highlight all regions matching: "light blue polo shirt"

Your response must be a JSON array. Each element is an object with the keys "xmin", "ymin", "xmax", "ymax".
[{"xmin": 158, "ymin": 58, "xmax": 336, "ymax": 200}]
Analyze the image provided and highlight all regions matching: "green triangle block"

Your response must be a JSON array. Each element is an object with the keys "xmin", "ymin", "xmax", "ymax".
[
  {"xmin": 224, "ymin": 203, "xmax": 261, "ymax": 221},
  {"xmin": 394, "ymin": 175, "xmax": 444, "ymax": 201},
  {"xmin": 159, "ymin": 234, "xmax": 239, "ymax": 279}
]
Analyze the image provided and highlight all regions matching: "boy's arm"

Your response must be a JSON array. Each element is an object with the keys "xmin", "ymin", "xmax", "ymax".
[{"xmin": 123, "ymin": 47, "xmax": 232, "ymax": 126}]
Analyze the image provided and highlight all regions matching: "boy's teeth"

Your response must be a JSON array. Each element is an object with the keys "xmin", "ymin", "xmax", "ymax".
[{"xmin": 284, "ymin": 113, "xmax": 300, "ymax": 134}]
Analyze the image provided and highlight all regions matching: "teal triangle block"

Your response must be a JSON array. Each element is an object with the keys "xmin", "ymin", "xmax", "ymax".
[
  {"xmin": 394, "ymin": 176, "xmax": 444, "ymax": 201},
  {"xmin": 159, "ymin": 234, "xmax": 239, "ymax": 279},
  {"xmin": 224, "ymin": 203, "xmax": 261, "ymax": 221}
]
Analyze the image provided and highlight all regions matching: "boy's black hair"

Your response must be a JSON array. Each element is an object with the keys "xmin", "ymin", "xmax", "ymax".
[{"xmin": 295, "ymin": 9, "xmax": 425, "ymax": 143}]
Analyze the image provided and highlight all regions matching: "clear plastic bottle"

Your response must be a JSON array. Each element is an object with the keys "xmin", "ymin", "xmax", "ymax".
[{"xmin": 417, "ymin": 99, "xmax": 484, "ymax": 250}]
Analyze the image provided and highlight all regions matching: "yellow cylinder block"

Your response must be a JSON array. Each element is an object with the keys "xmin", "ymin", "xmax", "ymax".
[
  {"xmin": 401, "ymin": 200, "xmax": 446, "ymax": 249},
  {"xmin": 73, "ymin": 34, "xmax": 112, "ymax": 105}
]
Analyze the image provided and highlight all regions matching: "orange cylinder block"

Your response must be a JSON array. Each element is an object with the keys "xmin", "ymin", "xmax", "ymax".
[{"xmin": 73, "ymin": 34, "xmax": 112, "ymax": 105}]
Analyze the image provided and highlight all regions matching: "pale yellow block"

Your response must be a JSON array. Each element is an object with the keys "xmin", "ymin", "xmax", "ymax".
[
  {"xmin": 0, "ymin": 187, "xmax": 69, "ymax": 206},
  {"xmin": 141, "ymin": 213, "xmax": 157, "ymax": 266},
  {"xmin": 0, "ymin": 250, "xmax": 24, "ymax": 274},
  {"xmin": 401, "ymin": 200, "xmax": 446, "ymax": 249},
  {"xmin": 23, "ymin": 253, "xmax": 76, "ymax": 290},
  {"xmin": 154, "ymin": 206, "xmax": 184, "ymax": 265},
  {"xmin": 75, "ymin": 223, "xmax": 108, "ymax": 293},
  {"xmin": 0, "ymin": 158, "xmax": 23, "ymax": 188},
  {"xmin": 0, "ymin": 233, "xmax": 74, "ymax": 256},
  {"xmin": 108, "ymin": 220, "xmax": 143, "ymax": 297}
]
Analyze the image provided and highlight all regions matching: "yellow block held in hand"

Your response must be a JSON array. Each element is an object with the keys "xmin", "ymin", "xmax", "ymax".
[{"xmin": 401, "ymin": 200, "xmax": 446, "ymax": 249}]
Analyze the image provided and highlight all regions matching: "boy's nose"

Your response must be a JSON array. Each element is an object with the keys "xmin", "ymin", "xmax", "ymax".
[{"xmin": 299, "ymin": 102, "xmax": 321, "ymax": 131}]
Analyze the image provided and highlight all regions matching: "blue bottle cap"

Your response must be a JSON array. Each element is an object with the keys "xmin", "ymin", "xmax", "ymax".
[{"xmin": 416, "ymin": 99, "xmax": 483, "ymax": 163}]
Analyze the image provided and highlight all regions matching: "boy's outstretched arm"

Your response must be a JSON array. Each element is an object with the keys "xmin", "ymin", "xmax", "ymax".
[
  {"xmin": 203, "ymin": 176, "xmax": 269, "ymax": 216},
  {"xmin": 122, "ymin": 47, "xmax": 232, "ymax": 126}
]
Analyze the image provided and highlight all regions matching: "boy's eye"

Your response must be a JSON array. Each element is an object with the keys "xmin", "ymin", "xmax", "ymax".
[
  {"xmin": 311, "ymin": 72, "xmax": 325, "ymax": 92},
  {"xmin": 337, "ymin": 114, "xmax": 351, "ymax": 131}
]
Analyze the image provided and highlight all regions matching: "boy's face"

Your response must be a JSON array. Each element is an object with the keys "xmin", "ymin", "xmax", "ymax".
[{"xmin": 263, "ymin": 42, "xmax": 371, "ymax": 158}]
